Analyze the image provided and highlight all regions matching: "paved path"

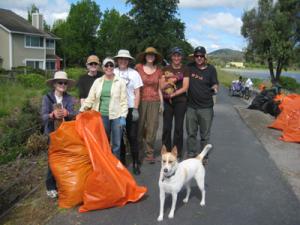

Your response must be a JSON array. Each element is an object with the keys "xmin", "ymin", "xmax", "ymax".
[{"xmin": 48, "ymin": 88, "xmax": 300, "ymax": 225}]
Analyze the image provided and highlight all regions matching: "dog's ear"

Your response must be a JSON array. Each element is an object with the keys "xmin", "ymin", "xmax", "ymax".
[
  {"xmin": 161, "ymin": 145, "xmax": 168, "ymax": 155},
  {"xmin": 171, "ymin": 146, "xmax": 178, "ymax": 157}
]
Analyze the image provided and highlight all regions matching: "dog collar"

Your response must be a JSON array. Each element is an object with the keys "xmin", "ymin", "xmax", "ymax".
[{"xmin": 162, "ymin": 170, "xmax": 176, "ymax": 182}]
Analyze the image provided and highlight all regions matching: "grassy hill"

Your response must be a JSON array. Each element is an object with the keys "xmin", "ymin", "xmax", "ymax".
[{"xmin": 208, "ymin": 48, "xmax": 244, "ymax": 64}]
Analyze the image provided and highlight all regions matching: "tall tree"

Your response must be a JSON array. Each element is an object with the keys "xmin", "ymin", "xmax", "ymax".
[
  {"xmin": 52, "ymin": 0, "xmax": 101, "ymax": 65},
  {"xmin": 27, "ymin": 4, "xmax": 39, "ymax": 23},
  {"xmin": 241, "ymin": 0, "xmax": 300, "ymax": 83},
  {"xmin": 96, "ymin": 9, "xmax": 138, "ymax": 58},
  {"xmin": 126, "ymin": 0, "xmax": 192, "ymax": 58}
]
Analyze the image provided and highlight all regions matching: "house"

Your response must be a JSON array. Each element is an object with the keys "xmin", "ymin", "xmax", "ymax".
[{"xmin": 0, "ymin": 8, "xmax": 61, "ymax": 71}]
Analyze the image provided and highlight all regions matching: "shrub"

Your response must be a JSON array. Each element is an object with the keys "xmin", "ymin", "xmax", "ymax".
[
  {"xmin": 279, "ymin": 76, "xmax": 300, "ymax": 91},
  {"xmin": 16, "ymin": 73, "xmax": 46, "ymax": 88},
  {"xmin": 12, "ymin": 66, "xmax": 45, "ymax": 75},
  {"xmin": 0, "ymin": 97, "xmax": 43, "ymax": 164},
  {"xmin": 25, "ymin": 133, "xmax": 48, "ymax": 155},
  {"xmin": 65, "ymin": 67, "xmax": 86, "ymax": 80}
]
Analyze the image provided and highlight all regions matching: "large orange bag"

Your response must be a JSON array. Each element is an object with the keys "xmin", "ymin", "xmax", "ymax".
[
  {"xmin": 269, "ymin": 94, "xmax": 300, "ymax": 143},
  {"xmin": 75, "ymin": 111, "xmax": 147, "ymax": 212},
  {"xmin": 49, "ymin": 121, "xmax": 92, "ymax": 208}
]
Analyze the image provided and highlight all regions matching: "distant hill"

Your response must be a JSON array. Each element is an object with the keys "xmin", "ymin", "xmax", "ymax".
[{"xmin": 208, "ymin": 48, "xmax": 244, "ymax": 62}]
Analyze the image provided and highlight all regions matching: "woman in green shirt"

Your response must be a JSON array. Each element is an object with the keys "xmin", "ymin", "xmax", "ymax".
[{"xmin": 80, "ymin": 57, "xmax": 128, "ymax": 158}]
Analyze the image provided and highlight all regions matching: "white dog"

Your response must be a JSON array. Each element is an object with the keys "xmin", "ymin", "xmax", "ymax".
[{"xmin": 157, "ymin": 144, "xmax": 212, "ymax": 221}]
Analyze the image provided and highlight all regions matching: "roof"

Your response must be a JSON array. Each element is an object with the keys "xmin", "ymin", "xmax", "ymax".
[{"xmin": 0, "ymin": 8, "xmax": 59, "ymax": 39}]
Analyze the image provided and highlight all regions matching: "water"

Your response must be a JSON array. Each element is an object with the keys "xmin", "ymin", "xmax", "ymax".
[{"xmin": 222, "ymin": 68, "xmax": 300, "ymax": 83}]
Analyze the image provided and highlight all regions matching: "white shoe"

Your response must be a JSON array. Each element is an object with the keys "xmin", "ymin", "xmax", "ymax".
[{"xmin": 46, "ymin": 190, "xmax": 58, "ymax": 198}]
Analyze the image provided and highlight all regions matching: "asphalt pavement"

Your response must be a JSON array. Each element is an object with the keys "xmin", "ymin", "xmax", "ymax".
[{"xmin": 47, "ymin": 87, "xmax": 300, "ymax": 225}]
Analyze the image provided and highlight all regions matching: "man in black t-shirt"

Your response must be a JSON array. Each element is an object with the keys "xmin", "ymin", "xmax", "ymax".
[
  {"xmin": 186, "ymin": 46, "xmax": 219, "ymax": 163},
  {"xmin": 77, "ymin": 55, "xmax": 102, "ymax": 105}
]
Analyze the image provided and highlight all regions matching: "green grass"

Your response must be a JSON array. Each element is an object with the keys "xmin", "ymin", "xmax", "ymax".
[{"xmin": 0, "ymin": 80, "xmax": 42, "ymax": 119}]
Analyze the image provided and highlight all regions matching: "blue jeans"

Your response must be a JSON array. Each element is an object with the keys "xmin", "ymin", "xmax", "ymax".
[{"xmin": 101, "ymin": 116, "xmax": 123, "ymax": 159}]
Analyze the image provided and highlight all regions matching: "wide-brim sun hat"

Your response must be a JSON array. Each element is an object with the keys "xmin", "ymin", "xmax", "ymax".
[
  {"xmin": 137, "ymin": 47, "xmax": 162, "ymax": 63},
  {"xmin": 114, "ymin": 49, "xmax": 134, "ymax": 60},
  {"xmin": 46, "ymin": 71, "xmax": 75, "ymax": 87}
]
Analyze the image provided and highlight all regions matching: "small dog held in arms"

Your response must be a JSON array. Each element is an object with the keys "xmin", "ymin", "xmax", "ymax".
[{"xmin": 157, "ymin": 144, "xmax": 212, "ymax": 221}]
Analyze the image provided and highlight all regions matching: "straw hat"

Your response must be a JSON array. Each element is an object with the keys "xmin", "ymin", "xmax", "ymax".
[
  {"xmin": 114, "ymin": 49, "xmax": 134, "ymax": 60},
  {"xmin": 137, "ymin": 47, "xmax": 162, "ymax": 63},
  {"xmin": 46, "ymin": 71, "xmax": 75, "ymax": 87}
]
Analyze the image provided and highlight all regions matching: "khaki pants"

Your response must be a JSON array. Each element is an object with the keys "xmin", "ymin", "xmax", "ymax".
[{"xmin": 138, "ymin": 101, "xmax": 160, "ymax": 160}]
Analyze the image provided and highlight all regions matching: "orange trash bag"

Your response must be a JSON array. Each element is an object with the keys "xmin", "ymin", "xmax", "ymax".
[
  {"xmin": 49, "ymin": 121, "xmax": 92, "ymax": 208},
  {"xmin": 76, "ymin": 111, "xmax": 147, "ymax": 212},
  {"xmin": 269, "ymin": 94, "xmax": 300, "ymax": 143}
]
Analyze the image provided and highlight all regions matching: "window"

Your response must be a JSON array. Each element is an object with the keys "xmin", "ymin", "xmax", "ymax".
[
  {"xmin": 46, "ymin": 61, "xmax": 55, "ymax": 70},
  {"xmin": 25, "ymin": 36, "xmax": 44, "ymax": 47},
  {"xmin": 46, "ymin": 39, "xmax": 55, "ymax": 48},
  {"xmin": 26, "ymin": 60, "xmax": 43, "ymax": 69}
]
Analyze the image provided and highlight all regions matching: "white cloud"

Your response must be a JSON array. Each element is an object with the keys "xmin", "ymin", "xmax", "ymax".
[
  {"xmin": 0, "ymin": 0, "xmax": 70, "ymax": 25},
  {"xmin": 210, "ymin": 44, "xmax": 220, "ymax": 49},
  {"xmin": 179, "ymin": 0, "xmax": 257, "ymax": 9},
  {"xmin": 200, "ymin": 12, "xmax": 242, "ymax": 35}
]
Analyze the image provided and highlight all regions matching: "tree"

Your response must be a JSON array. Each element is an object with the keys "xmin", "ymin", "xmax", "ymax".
[
  {"xmin": 27, "ymin": 4, "xmax": 50, "ymax": 31},
  {"xmin": 52, "ymin": 0, "xmax": 101, "ymax": 65},
  {"xmin": 96, "ymin": 9, "xmax": 138, "ymax": 58},
  {"xmin": 126, "ymin": 0, "xmax": 193, "ymax": 58},
  {"xmin": 241, "ymin": 0, "xmax": 300, "ymax": 83}
]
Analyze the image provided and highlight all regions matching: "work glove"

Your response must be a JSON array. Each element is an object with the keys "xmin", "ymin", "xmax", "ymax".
[
  {"xmin": 131, "ymin": 108, "xmax": 139, "ymax": 122},
  {"xmin": 119, "ymin": 117, "xmax": 126, "ymax": 127}
]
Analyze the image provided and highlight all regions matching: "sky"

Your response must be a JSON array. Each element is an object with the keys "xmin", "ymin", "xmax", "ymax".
[{"xmin": 0, "ymin": 0, "xmax": 259, "ymax": 53}]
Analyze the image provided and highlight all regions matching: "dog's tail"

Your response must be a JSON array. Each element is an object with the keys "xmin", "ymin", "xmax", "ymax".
[{"xmin": 196, "ymin": 144, "xmax": 212, "ymax": 161}]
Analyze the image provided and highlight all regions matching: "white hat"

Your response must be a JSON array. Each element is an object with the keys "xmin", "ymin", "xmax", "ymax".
[
  {"xmin": 102, "ymin": 57, "xmax": 115, "ymax": 67},
  {"xmin": 114, "ymin": 49, "xmax": 134, "ymax": 60},
  {"xmin": 46, "ymin": 71, "xmax": 75, "ymax": 87}
]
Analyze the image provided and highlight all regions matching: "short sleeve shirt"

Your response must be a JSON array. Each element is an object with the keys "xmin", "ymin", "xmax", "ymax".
[
  {"xmin": 114, "ymin": 67, "xmax": 143, "ymax": 108},
  {"xmin": 135, "ymin": 64, "xmax": 162, "ymax": 102},
  {"xmin": 187, "ymin": 63, "xmax": 218, "ymax": 109}
]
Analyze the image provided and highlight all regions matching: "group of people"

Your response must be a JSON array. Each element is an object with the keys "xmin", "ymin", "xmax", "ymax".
[{"xmin": 41, "ymin": 45, "xmax": 219, "ymax": 198}]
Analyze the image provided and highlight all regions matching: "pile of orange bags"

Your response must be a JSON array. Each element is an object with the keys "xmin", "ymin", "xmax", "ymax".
[
  {"xmin": 49, "ymin": 111, "xmax": 147, "ymax": 211},
  {"xmin": 269, "ymin": 94, "xmax": 300, "ymax": 143}
]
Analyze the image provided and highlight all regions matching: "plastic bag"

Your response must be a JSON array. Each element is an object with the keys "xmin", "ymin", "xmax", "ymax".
[
  {"xmin": 75, "ymin": 111, "xmax": 147, "ymax": 212},
  {"xmin": 49, "ymin": 121, "xmax": 92, "ymax": 208}
]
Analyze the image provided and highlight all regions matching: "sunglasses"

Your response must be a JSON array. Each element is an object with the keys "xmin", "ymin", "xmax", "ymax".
[
  {"xmin": 194, "ymin": 54, "xmax": 205, "ymax": 58},
  {"xmin": 57, "ymin": 81, "xmax": 68, "ymax": 85},
  {"xmin": 88, "ymin": 62, "xmax": 98, "ymax": 66},
  {"xmin": 104, "ymin": 63, "xmax": 114, "ymax": 68}
]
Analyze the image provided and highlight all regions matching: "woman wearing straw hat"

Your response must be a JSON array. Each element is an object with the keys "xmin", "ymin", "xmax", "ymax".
[
  {"xmin": 135, "ymin": 47, "xmax": 163, "ymax": 164},
  {"xmin": 159, "ymin": 47, "xmax": 189, "ymax": 160},
  {"xmin": 41, "ymin": 71, "xmax": 77, "ymax": 198},
  {"xmin": 80, "ymin": 57, "xmax": 128, "ymax": 159},
  {"xmin": 114, "ymin": 49, "xmax": 143, "ymax": 175}
]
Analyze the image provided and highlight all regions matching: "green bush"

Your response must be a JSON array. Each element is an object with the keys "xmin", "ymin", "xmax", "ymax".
[
  {"xmin": 0, "ymin": 97, "xmax": 43, "ymax": 164},
  {"xmin": 279, "ymin": 76, "xmax": 300, "ymax": 91},
  {"xmin": 16, "ymin": 73, "xmax": 46, "ymax": 88},
  {"xmin": 12, "ymin": 66, "xmax": 45, "ymax": 75},
  {"xmin": 65, "ymin": 67, "xmax": 86, "ymax": 80}
]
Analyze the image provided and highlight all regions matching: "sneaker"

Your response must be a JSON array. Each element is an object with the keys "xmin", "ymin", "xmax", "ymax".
[{"xmin": 46, "ymin": 190, "xmax": 58, "ymax": 198}]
